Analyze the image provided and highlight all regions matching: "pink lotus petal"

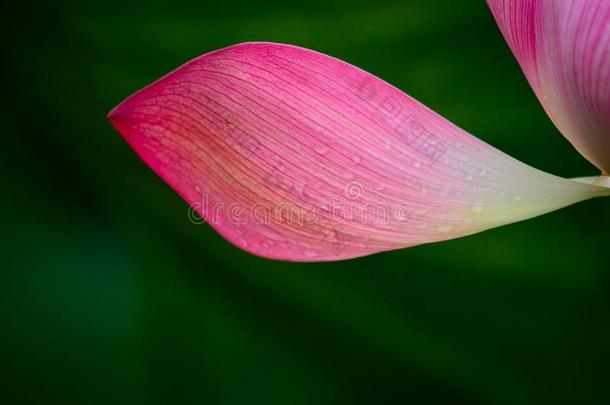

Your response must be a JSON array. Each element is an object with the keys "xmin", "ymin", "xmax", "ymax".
[
  {"xmin": 487, "ymin": 0, "xmax": 610, "ymax": 173},
  {"xmin": 108, "ymin": 43, "xmax": 610, "ymax": 261}
]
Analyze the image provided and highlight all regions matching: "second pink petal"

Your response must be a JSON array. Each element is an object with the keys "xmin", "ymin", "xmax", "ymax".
[{"xmin": 488, "ymin": 0, "xmax": 610, "ymax": 173}]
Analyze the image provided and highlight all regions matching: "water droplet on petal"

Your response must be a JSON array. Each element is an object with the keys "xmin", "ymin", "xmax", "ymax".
[
  {"xmin": 315, "ymin": 143, "xmax": 330, "ymax": 155},
  {"xmin": 471, "ymin": 204, "xmax": 484, "ymax": 213},
  {"xmin": 415, "ymin": 222, "xmax": 427, "ymax": 230},
  {"xmin": 303, "ymin": 250, "xmax": 318, "ymax": 258},
  {"xmin": 438, "ymin": 186, "xmax": 450, "ymax": 197},
  {"xmin": 437, "ymin": 224, "xmax": 453, "ymax": 234}
]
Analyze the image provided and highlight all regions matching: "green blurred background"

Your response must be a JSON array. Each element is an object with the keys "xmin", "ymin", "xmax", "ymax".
[{"xmin": 3, "ymin": 1, "xmax": 609, "ymax": 404}]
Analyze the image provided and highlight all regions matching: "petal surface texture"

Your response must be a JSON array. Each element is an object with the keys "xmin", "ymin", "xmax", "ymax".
[
  {"xmin": 488, "ymin": 0, "xmax": 610, "ymax": 173},
  {"xmin": 108, "ymin": 43, "xmax": 610, "ymax": 261}
]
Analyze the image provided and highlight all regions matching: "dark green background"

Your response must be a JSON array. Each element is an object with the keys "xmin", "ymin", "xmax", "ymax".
[{"xmin": 3, "ymin": 1, "xmax": 609, "ymax": 404}]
